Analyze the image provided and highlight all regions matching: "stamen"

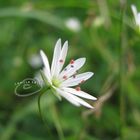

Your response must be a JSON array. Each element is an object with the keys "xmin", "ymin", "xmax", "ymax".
[
  {"xmin": 75, "ymin": 86, "xmax": 81, "ymax": 91},
  {"xmin": 63, "ymin": 75, "xmax": 67, "ymax": 80},
  {"xmin": 71, "ymin": 65, "xmax": 74, "ymax": 68},
  {"xmin": 72, "ymin": 75, "xmax": 76, "ymax": 78},
  {"xmin": 59, "ymin": 59, "xmax": 63, "ymax": 63},
  {"xmin": 80, "ymin": 80, "xmax": 85, "ymax": 84},
  {"xmin": 70, "ymin": 59, "xmax": 74, "ymax": 64}
]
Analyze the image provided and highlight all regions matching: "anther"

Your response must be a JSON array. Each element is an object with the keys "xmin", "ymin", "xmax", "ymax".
[
  {"xmin": 63, "ymin": 75, "xmax": 67, "ymax": 80},
  {"xmin": 70, "ymin": 59, "xmax": 74, "ymax": 64},
  {"xmin": 73, "ymin": 75, "xmax": 76, "ymax": 78},
  {"xmin": 80, "ymin": 80, "xmax": 85, "ymax": 84},
  {"xmin": 59, "ymin": 59, "xmax": 63, "ymax": 63},
  {"xmin": 75, "ymin": 86, "xmax": 81, "ymax": 91}
]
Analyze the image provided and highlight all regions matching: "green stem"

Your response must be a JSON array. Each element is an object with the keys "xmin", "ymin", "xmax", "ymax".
[
  {"xmin": 37, "ymin": 88, "xmax": 54, "ymax": 140},
  {"xmin": 51, "ymin": 104, "xmax": 65, "ymax": 140},
  {"xmin": 119, "ymin": 2, "xmax": 127, "ymax": 140}
]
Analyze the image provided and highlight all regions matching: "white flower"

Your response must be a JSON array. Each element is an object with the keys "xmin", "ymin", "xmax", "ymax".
[
  {"xmin": 65, "ymin": 18, "xmax": 81, "ymax": 32},
  {"xmin": 131, "ymin": 4, "xmax": 140, "ymax": 30},
  {"xmin": 28, "ymin": 54, "xmax": 42, "ymax": 68},
  {"xmin": 40, "ymin": 39, "xmax": 97, "ymax": 108}
]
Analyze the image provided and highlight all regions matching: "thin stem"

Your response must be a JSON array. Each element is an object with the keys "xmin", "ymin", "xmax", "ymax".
[
  {"xmin": 51, "ymin": 104, "xmax": 65, "ymax": 140},
  {"xmin": 37, "ymin": 88, "xmax": 55, "ymax": 140},
  {"xmin": 119, "ymin": 1, "xmax": 127, "ymax": 139}
]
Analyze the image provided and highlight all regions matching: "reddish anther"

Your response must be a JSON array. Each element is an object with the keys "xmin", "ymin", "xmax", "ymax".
[
  {"xmin": 80, "ymin": 80, "xmax": 85, "ymax": 84},
  {"xmin": 59, "ymin": 59, "xmax": 63, "ymax": 63},
  {"xmin": 75, "ymin": 86, "xmax": 81, "ymax": 91},
  {"xmin": 63, "ymin": 75, "xmax": 67, "ymax": 80},
  {"xmin": 70, "ymin": 59, "xmax": 74, "ymax": 64}
]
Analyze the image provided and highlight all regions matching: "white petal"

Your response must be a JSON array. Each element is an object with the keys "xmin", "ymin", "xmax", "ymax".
[
  {"xmin": 131, "ymin": 5, "xmax": 138, "ymax": 25},
  {"xmin": 62, "ymin": 88, "xmax": 94, "ymax": 108},
  {"xmin": 40, "ymin": 50, "xmax": 51, "ymax": 82},
  {"xmin": 137, "ymin": 13, "xmax": 140, "ymax": 25},
  {"xmin": 51, "ymin": 87, "xmax": 62, "ymax": 101},
  {"xmin": 51, "ymin": 39, "xmax": 62, "ymax": 77},
  {"xmin": 73, "ymin": 97, "xmax": 93, "ymax": 108},
  {"xmin": 43, "ymin": 68, "xmax": 52, "ymax": 84},
  {"xmin": 63, "ymin": 87, "xmax": 97, "ymax": 100},
  {"xmin": 59, "ymin": 58, "xmax": 86, "ymax": 80},
  {"xmin": 61, "ymin": 72, "xmax": 94, "ymax": 87},
  {"xmin": 57, "ymin": 41, "xmax": 68, "ymax": 75},
  {"xmin": 54, "ymin": 87, "xmax": 80, "ymax": 107}
]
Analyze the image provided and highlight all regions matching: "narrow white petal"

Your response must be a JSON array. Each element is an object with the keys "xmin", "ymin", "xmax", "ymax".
[
  {"xmin": 59, "ymin": 58, "xmax": 86, "ymax": 80},
  {"xmin": 40, "ymin": 50, "xmax": 51, "ymax": 82},
  {"xmin": 62, "ymin": 88, "xmax": 94, "ymax": 108},
  {"xmin": 57, "ymin": 41, "xmax": 68, "ymax": 75},
  {"xmin": 63, "ymin": 87, "xmax": 97, "ymax": 100},
  {"xmin": 51, "ymin": 87, "xmax": 62, "ymax": 101},
  {"xmin": 61, "ymin": 72, "xmax": 94, "ymax": 87},
  {"xmin": 131, "ymin": 5, "xmax": 138, "ymax": 25},
  {"xmin": 43, "ymin": 68, "xmax": 52, "ymax": 84},
  {"xmin": 51, "ymin": 39, "xmax": 62, "ymax": 77},
  {"xmin": 54, "ymin": 87, "xmax": 80, "ymax": 107},
  {"xmin": 137, "ymin": 13, "xmax": 140, "ymax": 25},
  {"xmin": 73, "ymin": 97, "xmax": 93, "ymax": 108}
]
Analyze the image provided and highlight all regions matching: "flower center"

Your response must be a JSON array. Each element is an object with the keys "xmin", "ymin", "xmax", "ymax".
[{"xmin": 52, "ymin": 77, "xmax": 61, "ymax": 87}]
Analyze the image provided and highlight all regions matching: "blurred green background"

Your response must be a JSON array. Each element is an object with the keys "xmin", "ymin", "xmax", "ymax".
[{"xmin": 0, "ymin": 0, "xmax": 140, "ymax": 140}]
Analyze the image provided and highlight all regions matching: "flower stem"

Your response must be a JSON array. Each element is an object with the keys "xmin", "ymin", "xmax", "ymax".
[
  {"xmin": 119, "ymin": 2, "xmax": 127, "ymax": 139},
  {"xmin": 37, "ymin": 87, "xmax": 55, "ymax": 139},
  {"xmin": 51, "ymin": 104, "xmax": 65, "ymax": 140}
]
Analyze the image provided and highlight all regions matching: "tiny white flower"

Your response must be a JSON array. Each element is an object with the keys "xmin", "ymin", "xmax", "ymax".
[
  {"xmin": 40, "ymin": 39, "xmax": 97, "ymax": 108},
  {"xmin": 131, "ymin": 4, "xmax": 140, "ymax": 31},
  {"xmin": 29, "ymin": 54, "xmax": 42, "ymax": 68},
  {"xmin": 65, "ymin": 18, "xmax": 81, "ymax": 32}
]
